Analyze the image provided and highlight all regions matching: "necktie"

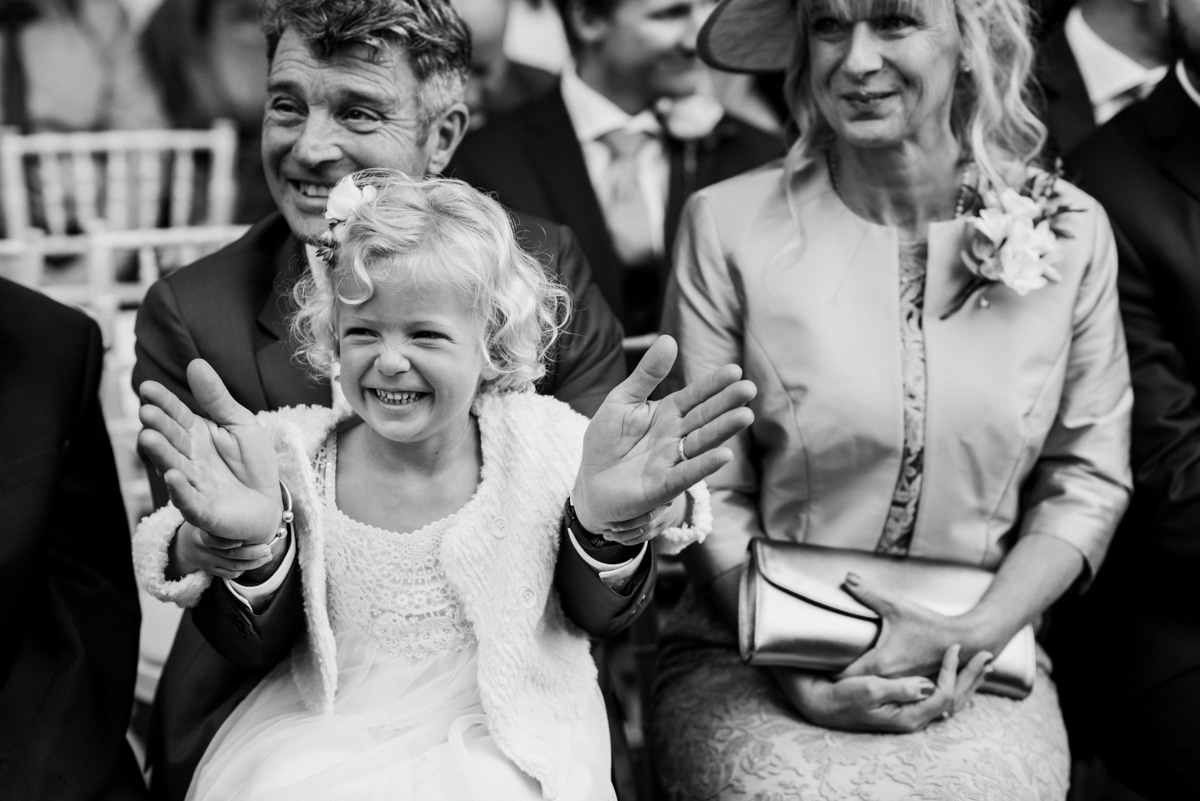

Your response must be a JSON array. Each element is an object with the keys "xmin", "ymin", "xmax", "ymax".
[{"xmin": 599, "ymin": 128, "xmax": 656, "ymax": 266}]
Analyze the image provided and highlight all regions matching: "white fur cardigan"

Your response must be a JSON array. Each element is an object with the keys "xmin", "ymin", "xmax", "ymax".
[{"xmin": 134, "ymin": 390, "xmax": 702, "ymax": 800}]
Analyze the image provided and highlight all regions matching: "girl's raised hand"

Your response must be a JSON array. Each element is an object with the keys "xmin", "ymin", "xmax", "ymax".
[
  {"xmin": 138, "ymin": 359, "xmax": 283, "ymax": 550},
  {"xmin": 571, "ymin": 335, "xmax": 756, "ymax": 537}
]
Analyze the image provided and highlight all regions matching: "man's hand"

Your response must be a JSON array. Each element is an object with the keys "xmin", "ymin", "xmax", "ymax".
[
  {"xmin": 139, "ymin": 359, "xmax": 284, "ymax": 568},
  {"xmin": 773, "ymin": 645, "xmax": 994, "ymax": 733},
  {"xmin": 169, "ymin": 521, "xmax": 277, "ymax": 581},
  {"xmin": 571, "ymin": 335, "xmax": 755, "ymax": 543}
]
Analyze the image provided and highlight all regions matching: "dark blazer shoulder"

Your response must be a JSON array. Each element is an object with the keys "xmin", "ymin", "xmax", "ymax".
[
  {"xmin": 156, "ymin": 212, "xmax": 293, "ymax": 297},
  {"xmin": 0, "ymin": 279, "xmax": 100, "ymax": 427}
]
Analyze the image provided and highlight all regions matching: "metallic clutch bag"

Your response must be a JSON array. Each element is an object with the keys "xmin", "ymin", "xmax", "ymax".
[{"xmin": 739, "ymin": 539, "xmax": 1036, "ymax": 699}]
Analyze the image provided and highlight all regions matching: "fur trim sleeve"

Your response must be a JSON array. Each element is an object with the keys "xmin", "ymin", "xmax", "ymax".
[
  {"xmin": 655, "ymin": 481, "xmax": 712, "ymax": 556},
  {"xmin": 132, "ymin": 504, "xmax": 213, "ymax": 606}
]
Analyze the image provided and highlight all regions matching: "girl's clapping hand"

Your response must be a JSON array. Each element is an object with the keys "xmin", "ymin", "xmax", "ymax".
[{"xmin": 139, "ymin": 359, "xmax": 285, "ymax": 576}]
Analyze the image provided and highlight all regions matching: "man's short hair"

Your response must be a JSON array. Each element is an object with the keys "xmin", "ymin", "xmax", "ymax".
[{"xmin": 261, "ymin": 0, "xmax": 472, "ymax": 130}]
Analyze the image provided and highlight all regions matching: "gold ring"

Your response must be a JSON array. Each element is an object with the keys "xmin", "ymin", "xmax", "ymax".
[{"xmin": 677, "ymin": 437, "xmax": 689, "ymax": 463}]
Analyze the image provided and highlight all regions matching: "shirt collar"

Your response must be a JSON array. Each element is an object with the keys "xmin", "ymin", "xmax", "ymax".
[
  {"xmin": 560, "ymin": 65, "xmax": 661, "ymax": 146},
  {"xmin": 1064, "ymin": 6, "xmax": 1168, "ymax": 107},
  {"xmin": 1177, "ymin": 60, "xmax": 1200, "ymax": 111}
]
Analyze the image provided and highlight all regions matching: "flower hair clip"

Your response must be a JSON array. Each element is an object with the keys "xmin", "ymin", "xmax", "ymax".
[
  {"xmin": 313, "ymin": 176, "xmax": 378, "ymax": 268},
  {"xmin": 941, "ymin": 164, "xmax": 1080, "ymax": 320}
]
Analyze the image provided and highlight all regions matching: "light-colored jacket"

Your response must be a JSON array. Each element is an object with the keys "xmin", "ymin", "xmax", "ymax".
[
  {"xmin": 134, "ymin": 390, "xmax": 657, "ymax": 800},
  {"xmin": 664, "ymin": 159, "xmax": 1132, "ymax": 585}
]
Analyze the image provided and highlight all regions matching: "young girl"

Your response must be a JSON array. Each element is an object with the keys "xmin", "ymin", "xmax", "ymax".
[{"xmin": 133, "ymin": 172, "xmax": 750, "ymax": 801}]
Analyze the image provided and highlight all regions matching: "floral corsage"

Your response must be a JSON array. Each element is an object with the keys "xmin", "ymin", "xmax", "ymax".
[
  {"xmin": 941, "ymin": 166, "xmax": 1079, "ymax": 320},
  {"xmin": 312, "ymin": 175, "xmax": 378, "ymax": 267}
]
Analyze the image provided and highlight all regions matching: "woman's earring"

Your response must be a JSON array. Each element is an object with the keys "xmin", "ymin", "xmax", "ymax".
[{"xmin": 960, "ymin": 59, "xmax": 972, "ymax": 74}]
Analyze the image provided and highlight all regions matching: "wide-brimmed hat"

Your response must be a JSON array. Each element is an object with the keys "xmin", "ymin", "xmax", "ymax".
[{"xmin": 698, "ymin": 0, "xmax": 796, "ymax": 73}]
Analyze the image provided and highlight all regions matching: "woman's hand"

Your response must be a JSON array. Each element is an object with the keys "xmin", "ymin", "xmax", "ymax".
[
  {"xmin": 572, "ymin": 335, "xmax": 755, "ymax": 544},
  {"xmin": 837, "ymin": 572, "xmax": 982, "ymax": 679},
  {"xmin": 773, "ymin": 645, "xmax": 993, "ymax": 733},
  {"xmin": 139, "ymin": 359, "xmax": 284, "ymax": 572}
]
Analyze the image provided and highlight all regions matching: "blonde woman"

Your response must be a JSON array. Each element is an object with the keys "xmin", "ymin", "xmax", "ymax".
[{"xmin": 649, "ymin": 0, "xmax": 1132, "ymax": 798}]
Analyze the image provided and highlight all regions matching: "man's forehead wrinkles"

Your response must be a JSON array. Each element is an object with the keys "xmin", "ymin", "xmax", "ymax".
[{"xmin": 268, "ymin": 65, "xmax": 403, "ymax": 105}]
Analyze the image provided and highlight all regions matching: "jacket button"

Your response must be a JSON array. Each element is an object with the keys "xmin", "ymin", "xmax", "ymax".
[
  {"xmin": 493, "ymin": 517, "xmax": 508, "ymax": 538},
  {"xmin": 519, "ymin": 587, "xmax": 537, "ymax": 608}
]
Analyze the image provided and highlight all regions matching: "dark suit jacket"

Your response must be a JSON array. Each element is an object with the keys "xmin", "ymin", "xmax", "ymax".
[
  {"xmin": 1053, "ymin": 69, "xmax": 1200, "ymax": 752},
  {"xmin": 1038, "ymin": 23, "xmax": 1097, "ymax": 160},
  {"xmin": 132, "ymin": 211, "xmax": 650, "ymax": 801},
  {"xmin": 449, "ymin": 90, "xmax": 783, "ymax": 335},
  {"xmin": 0, "ymin": 279, "xmax": 146, "ymax": 801}
]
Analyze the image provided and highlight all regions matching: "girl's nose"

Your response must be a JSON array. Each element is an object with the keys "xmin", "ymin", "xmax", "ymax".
[{"xmin": 375, "ymin": 344, "xmax": 412, "ymax": 375}]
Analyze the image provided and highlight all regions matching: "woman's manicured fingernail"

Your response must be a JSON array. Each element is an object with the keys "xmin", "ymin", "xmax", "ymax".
[
  {"xmin": 844, "ymin": 572, "xmax": 861, "ymax": 587},
  {"xmin": 919, "ymin": 681, "xmax": 935, "ymax": 698}
]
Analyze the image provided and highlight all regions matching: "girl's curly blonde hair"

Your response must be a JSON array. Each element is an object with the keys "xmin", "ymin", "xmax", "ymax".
[{"xmin": 292, "ymin": 170, "xmax": 571, "ymax": 394}]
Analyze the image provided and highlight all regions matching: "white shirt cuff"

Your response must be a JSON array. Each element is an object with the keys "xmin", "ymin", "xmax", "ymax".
[
  {"xmin": 225, "ymin": 533, "xmax": 297, "ymax": 614},
  {"xmin": 568, "ymin": 529, "xmax": 647, "ymax": 586}
]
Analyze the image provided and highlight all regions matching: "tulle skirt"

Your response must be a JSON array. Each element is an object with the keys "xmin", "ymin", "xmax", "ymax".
[{"xmin": 188, "ymin": 632, "xmax": 613, "ymax": 801}]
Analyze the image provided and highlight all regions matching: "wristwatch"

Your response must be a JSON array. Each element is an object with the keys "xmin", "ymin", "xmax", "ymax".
[{"xmin": 564, "ymin": 496, "xmax": 616, "ymax": 549}]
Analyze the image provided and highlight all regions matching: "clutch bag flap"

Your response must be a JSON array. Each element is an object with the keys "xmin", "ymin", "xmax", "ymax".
[{"xmin": 739, "ymin": 539, "xmax": 1036, "ymax": 699}]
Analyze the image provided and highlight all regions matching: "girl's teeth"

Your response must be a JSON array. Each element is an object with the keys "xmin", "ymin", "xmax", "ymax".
[{"xmin": 375, "ymin": 389, "xmax": 421, "ymax": 404}]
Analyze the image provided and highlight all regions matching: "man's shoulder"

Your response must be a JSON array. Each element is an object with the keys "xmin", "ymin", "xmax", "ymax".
[
  {"xmin": 506, "ymin": 208, "xmax": 566, "ymax": 254},
  {"xmin": 154, "ymin": 213, "xmax": 293, "ymax": 295},
  {"xmin": 713, "ymin": 114, "xmax": 782, "ymax": 154},
  {"xmin": 0, "ymin": 277, "xmax": 94, "ymax": 342},
  {"xmin": 454, "ymin": 91, "xmax": 564, "ymax": 167},
  {"xmin": 1067, "ymin": 98, "xmax": 1168, "ymax": 217}
]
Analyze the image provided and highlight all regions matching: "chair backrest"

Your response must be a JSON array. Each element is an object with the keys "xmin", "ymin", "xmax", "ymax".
[
  {"xmin": 74, "ymin": 223, "xmax": 252, "ymax": 310},
  {"xmin": 0, "ymin": 237, "xmax": 42, "ymax": 286},
  {"xmin": 0, "ymin": 120, "xmax": 239, "ymax": 255}
]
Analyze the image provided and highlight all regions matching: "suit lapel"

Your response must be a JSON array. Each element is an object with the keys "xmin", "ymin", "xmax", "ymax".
[
  {"xmin": 1146, "ymin": 72, "xmax": 1200, "ymax": 207},
  {"xmin": 520, "ymin": 94, "xmax": 624, "ymax": 294},
  {"xmin": 254, "ymin": 236, "xmax": 330, "ymax": 410},
  {"xmin": 1039, "ymin": 26, "xmax": 1096, "ymax": 156}
]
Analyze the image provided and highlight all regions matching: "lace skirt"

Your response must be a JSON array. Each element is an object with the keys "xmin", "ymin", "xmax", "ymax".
[
  {"xmin": 188, "ymin": 632, "xmax": 614, "ymax": 801},
  {"xmin": 649, "ymin": 586, "xmax": 1070, "ymax": 801}
]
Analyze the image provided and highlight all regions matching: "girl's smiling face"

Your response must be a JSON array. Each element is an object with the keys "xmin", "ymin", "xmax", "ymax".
[
  {"xmin": 337, "ymin": 279, "xmax": 497, "ymax": 454},
  {"xmin": 805, "ymin": 0, "xmax": 962, "ymax": 153}
]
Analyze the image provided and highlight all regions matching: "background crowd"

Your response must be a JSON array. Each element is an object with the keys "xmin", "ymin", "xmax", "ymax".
[{"xmin": 1, "ymin": 0, "xmax": 1199, "ymax": 800}]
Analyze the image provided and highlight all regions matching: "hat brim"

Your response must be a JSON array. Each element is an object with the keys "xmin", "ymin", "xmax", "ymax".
[{"xmin": 698, "ymin": 0, "xmax": 796, "ymax": 74}]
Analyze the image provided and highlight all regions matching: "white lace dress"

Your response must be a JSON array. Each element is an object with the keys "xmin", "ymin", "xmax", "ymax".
[{"xmin": 187, "ymin": 432, "xmax": 612, "ymax": 801}]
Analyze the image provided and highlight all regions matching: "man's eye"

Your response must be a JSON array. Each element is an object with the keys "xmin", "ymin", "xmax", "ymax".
[
  {"xmin": 651, "ymin": 3, "xmax": 692, "ymax": 20},
  {"xmin": 342, "ymin": 108, "xmax": 384, "ymax": 129},
  {"xmin": 268, "ymin": 97, "xmax": 304, "ymax": 117}
]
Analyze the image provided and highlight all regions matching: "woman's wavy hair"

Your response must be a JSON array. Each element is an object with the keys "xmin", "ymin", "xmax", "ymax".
[
  {"xmin": 260, "ymin": 0, "xmax": 470, "ymax": 132},
  {"xmin": 783, "ymin": 0, "xmax": 1047, "ymax": 191},
  {"xmin": 292, "ymin": 170, "xmax": 571, "ymax": 394}
]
